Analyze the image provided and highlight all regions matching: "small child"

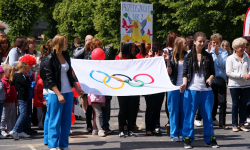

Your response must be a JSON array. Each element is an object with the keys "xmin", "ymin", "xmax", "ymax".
[
  {"xmin": 33, "ymin": 74, "xmax": 46, "ymax": 129},
  {"xmin": 87, "ymin": 94, "xmax": 106, "ymax": 137},
  {"xmin": 9, "ymin": 61, "xmax": 31, "ymax": 140},
  {"xmin": 1, "ymin": 65, "xmax": 17, "ymax": 137},
  {"xmin": 0, "ymin": 66, "xmax": 6, "ymax": 139}
]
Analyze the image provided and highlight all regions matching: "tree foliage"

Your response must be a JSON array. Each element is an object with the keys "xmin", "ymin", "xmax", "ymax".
[
  {"xmin": 160, "ymin": 0, "xmax": 250, "ymax": 42},
  {"xmin": 0, "ymin": 0, "xmax": 42, "ymax": 42},
  {"xmin": 53, "ymin": 0, "xmax": 97, "ymax": 43}
]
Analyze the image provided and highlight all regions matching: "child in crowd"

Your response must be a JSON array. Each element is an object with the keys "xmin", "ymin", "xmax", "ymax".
[
  {"xmin": 0, "ymin": 66, "xmax": 6, "ymax": 138},
  {"xmin": 9, "ymin": 61, "xmax": 31, "ymax": 140},
  {"xmin": 33, "ymin": 73, "xmax": 46, "ymax": 129},
  {"xmin": 88, "ymin": 94, "xmax": 106, "ymax": 137},
  {"xmin": 1, "ymin": 65, "xmax": 17, "ymax": 137}
]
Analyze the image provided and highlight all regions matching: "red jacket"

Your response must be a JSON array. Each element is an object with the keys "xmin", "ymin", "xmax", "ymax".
[
  {"xmin": 33, "ymin": 74, "xmax": 46, "ymax": 107},
  {"xmin": 1, "ymin": 77, "xmax": 17, "ymax": 103}
]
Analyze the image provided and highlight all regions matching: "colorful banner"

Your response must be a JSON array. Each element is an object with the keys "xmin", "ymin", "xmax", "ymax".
[
  {"xmin": 71, "ymin": 57, "xmax": 179, "ymax": 96},
  {"xmin": 243, "ymin": 7, "xmax": 250, "ymax": 37},
  {"xmin": 121, "ymin": 2, "xmax": 153, "ymax": 44}
]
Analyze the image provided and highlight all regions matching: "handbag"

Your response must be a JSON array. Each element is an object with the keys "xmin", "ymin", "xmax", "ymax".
[{"xmin": 213, "ymin": 76, "xmax": 226, "ymax": 88}]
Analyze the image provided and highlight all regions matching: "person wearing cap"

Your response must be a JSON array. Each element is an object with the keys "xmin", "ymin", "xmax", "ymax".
[{"xmin": 0, "ymin": 66, "xmax": 6, "ymax": 138}]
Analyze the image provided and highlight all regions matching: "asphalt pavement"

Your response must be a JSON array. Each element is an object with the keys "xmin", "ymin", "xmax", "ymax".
[{"xmin": 0, "ymin": 89, "xmax": 250, "ymax": 150}]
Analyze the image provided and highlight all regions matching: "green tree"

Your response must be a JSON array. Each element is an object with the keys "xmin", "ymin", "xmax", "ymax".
[
  {"xmin": 0, "ymin": 0, "xmax": 42, "ymax": 42},
  {"xmin": 160, "ymin": 0, "xmax": 250, "ymax": 42},
  {"xmin": 53, "ymin": 0, "xmax": 97, "ymax": 43}
]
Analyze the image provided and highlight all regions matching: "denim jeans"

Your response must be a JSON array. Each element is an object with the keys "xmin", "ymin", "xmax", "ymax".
[
  {"xmin": 230, "ymin": 88, "xmax": 249, "ymax": 127},
  {"xmin": 101, "ymin": 97, "xmax": 111, "ymax": 130},
  {"xmin": 23, "ymin": 99, "xmax": 32, "ymax": 130},
  {"xmin": 0, "ymin": 103, "xmax": 3, "ymax": 131},
  {"xmin": 13, "ymin": 100, "xmax": 27, "ymax": 133}
]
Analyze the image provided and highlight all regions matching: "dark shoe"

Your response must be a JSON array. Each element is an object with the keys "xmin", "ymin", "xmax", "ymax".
[
  {"xmin": 146, "ymin": 131, "xmax": 154, "ymax": 136},
  {"xmin": 30, "ymin": 129, "xmax": 38, "ymax": 134},
  {"xmin": 207, "ymin": 135, "xmax": 220, "ymax": 148},
  {"xmin": 166, "ymin": 124, "xmax": 170, "ymax": 136},
  {"xmin": 86, "ymin": 127, "xmax": 92, "ymax": 133},
  {"xmin": 24, "ymin": 129, "xmax": 34, "ymax": 135},
  {"xmin": 119, "ymin": 132, "xmax": 126, "ymax": 138},
  {"xmin": 105, "ymin": 129, "xmax": 113, "ymax": 134},
  {"xmin": 152, "ymin": 131, "xmax": 162, "ymax": 136},
  {"xmin": 184, "ymin": 136, "xmax": 192, "ymax": 149},
  {"xmin": 128, "ymin": 131, "xmax": 137, "ymax": 137}
]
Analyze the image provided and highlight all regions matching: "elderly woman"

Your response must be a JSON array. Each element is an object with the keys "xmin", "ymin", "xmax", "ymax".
[{"xmin": 226, "ymin": 37, "xmax": 250, "ymax": 132}]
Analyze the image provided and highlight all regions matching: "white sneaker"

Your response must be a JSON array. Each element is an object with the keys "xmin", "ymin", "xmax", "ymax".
[
  {"xmin": 155, "ymin": 128, "xmax": 166, "ymax": 133},
  {"xmin": 1, "ymin": 131, "xmax": 8, "ymax": 138},
  {"xmin": 50, "ymin": 148, "xmax": 58, "ymax": 150},
  {"xmin": 18, "ymin": 132, "xmax": 30, "ymax": 138},
  {"xmin": 213, "ymin": 120, "xmax": 219, "ymax": 126},
  {"xmin": 247, "ymin": 118, "xmax": 250, "ymax": 123},
  {"xmin": 98, "ymin": 130, "xmax": 106, "ymax": 137},
  {"xmin": 0, "ymin": 134, "xmax": 6, "ymax": 139},
  {"xmin": 232, "ymin": 127, "xmax": 239, "ymax": 132},
  {"xmin": 171, "ymin": 136, "xmax": 180, "ymax": 142},
  {"xmin": 244, "ymin": 122, "xmax": 249, "ymax": 126},
  {"xmin": 9, "ymin": 130, "xmax": 19, "ymax": 140},
  {"xmin": 194, "ymin": 120, "xmax": 203, "ymax": 127},
  {"xmin": 240, "ymin": 126, "xmax": 249, "ymax": 132},
  {"xmin": 179, "ymin": 136, "xmax": 183, "ymax": 141}
]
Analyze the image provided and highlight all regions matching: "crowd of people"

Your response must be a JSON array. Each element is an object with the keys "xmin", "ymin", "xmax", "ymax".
[{"xmin": 0, "ymin": 30, "xmax": 249, "ymax": 150}]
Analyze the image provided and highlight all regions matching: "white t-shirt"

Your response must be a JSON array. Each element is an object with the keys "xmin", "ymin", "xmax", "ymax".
[
  {"xmin": 49, "ymin": 61, "xmax": 72, "ymax": 94},
  {"xmin": 176, "ymin": 61, "xmax": 183, "ymax": 86},
  {"xmin": 188, "ymin": 62, "xmax": 212, "ymax": 91}
]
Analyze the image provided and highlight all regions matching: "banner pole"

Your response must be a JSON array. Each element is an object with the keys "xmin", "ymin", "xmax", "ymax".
[{"xmin": 119, "ymin": 42, "xmax": 123, "ymax": 60}]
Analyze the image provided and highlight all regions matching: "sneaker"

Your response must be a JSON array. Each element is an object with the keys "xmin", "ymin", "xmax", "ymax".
[
  {"xmin": 128, "ymin": 131, "xmax": 137, "ymax": 137},
  {"xmin": 213, "ymin": 120, "xmax": 219, "ymax": 126},
  {"xmin": 18, "ymin": 132, "xmax": 30, "ymax": 138},
  {"xmin": 50, "ymin": 148, "xmax": 58, "ymax": 150},
  {"xmin": 247, "ymin": 118, "xmax": 250, "ymax": 123},
  {"xmin": 194, "ymin": 120, "xmax": 203, "ymax": 127},
  {"xmin": 0, "ymin": 134, "xmax": 6, "ymax": 139},
  {"xmin": 184, "ymin": 136, "xmax": 192, "ymax": 149},
  {"xmin": 155, "ymin": 128, "xmax": 166, "ymax": 133},
  {"xmin": 92, "ymin": 130, "xmax": 98, "ymax": 135},
  {"xmin": 98, "ymin": 130, "xmax": 106, "ymax": 137},
  {"xmin": 240, "ymin": 126, "xmax": 249, "ymax": 132},
  {"xmin": 9, "ymin": 130, "xmax": 19, "ymax": 140},
  {"xmin": 207, "ymin": 135, "xmax": 220, "ymax": 148},
  {"xmin": 232, "ymin": 126, "xmax": 239, "ymax": 132},
  {"xmin": 179, "ymin": 136, "xmax": 183, "ymax": 141},
  {"xmin": 244, "ymin": 122, "xmax": 249, "ymax": 126},
  {"xmin": 171, "ymin": 137, "xmax": 180, "ymax": 142},
  {"xmin": 1, "ymin": 131, "xmax": 8, "ymax": 138},
  {"xmin": 119, "ymin": 131, "xmax": 126, "ymax": 138}
]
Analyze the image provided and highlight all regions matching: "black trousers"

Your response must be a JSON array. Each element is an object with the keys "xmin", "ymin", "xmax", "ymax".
[
  {"xmin": 145, "ymin": 92, "xmax": 165, "ymax": 131},
  {"xmin": 165, "ymin": 92, "xmax": 170, "ymax": 123},
  {"xmin": 212, "ymin": 84, "xmax": 227, "ymax": 126},
  {"xmin": 118, "ymin": 96, "xmax": 137, "ymax": 132},
  {"xmin": 86, "ymin": 103, "xmax": 94, "ymax": 129},
  {"xmin": 196, "ymin": 84, "xmax": 227, "ymax": 126},
  {"xmin": 133, "ymin": 96, "xmax": 140, "ymax": 126}
]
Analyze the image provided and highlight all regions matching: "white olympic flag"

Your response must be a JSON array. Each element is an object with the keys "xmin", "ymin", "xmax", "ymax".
[
  {"xmin": 243, "ymin": 7, "xmax": 250, "ymax": 37},
  {"xmin": 71, "ymin": 57, "xmax": 179, "ymax": 96}
]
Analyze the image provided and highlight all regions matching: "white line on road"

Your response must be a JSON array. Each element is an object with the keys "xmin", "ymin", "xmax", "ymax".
[{"xmin": 28, "ymin": 144, "xmax": 36, "ymax": 150}]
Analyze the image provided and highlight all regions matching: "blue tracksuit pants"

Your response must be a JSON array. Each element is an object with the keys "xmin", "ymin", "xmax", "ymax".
[
  {"xmin": 48, "ymin": 92, "xmax": 73, "ymax": 148},
  {"xmin": 43, "ymin": 94, "xmax": 49, "ymax": 145},
  {"xmin": 167, "ymin": 90, "xmax": 184, "ymax": 138},
  {"xmin": 182, "ymin": 89, "xmax": 214, "ymax": 144}
]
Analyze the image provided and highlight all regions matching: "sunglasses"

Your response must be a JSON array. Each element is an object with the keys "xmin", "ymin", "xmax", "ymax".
[{"xmin": 246, "ymin": 43, "xmax": 249, "ymax": 46}]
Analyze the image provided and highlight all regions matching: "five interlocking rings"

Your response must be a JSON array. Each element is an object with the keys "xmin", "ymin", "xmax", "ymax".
[{"xmin": 90, "ymin": 70, "xmax": 155, "ymax": 89}]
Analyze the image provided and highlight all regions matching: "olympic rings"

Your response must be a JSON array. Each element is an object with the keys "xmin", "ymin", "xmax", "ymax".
[
  {"xmin": 125, "ymin": 79, "xmax": 144, "ymax": 87},
  {"xmin": 89, "ymin": 70, "xmax": 154, "ymax": 89},
  {"xmin": 133, "ymin": 74, "xmax": 154, "ymax": 84},
  {"xmin": 103, "ymin": 76, "xmax": 125, "ymax": 89},
  {"xmin": 90, "ymin": 70, "xmax": 111, "ymax": 83}
]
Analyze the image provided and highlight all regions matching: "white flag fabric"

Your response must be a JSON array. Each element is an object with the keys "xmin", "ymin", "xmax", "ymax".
[{"xmin": 71, "ymin": 57, "xmax": 179, "ymax": 96}]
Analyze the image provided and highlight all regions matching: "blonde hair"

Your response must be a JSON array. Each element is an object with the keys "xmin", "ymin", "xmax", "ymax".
[
  {"xmin": 232, "ymin": 37, "xmax": 247, "ymax": 49},
  {"xmin": 52, "ymin": 34, "xmax": 67, "ymax": 54},
  {"xmin": 9, "ymin": 61, "xmax": 28, "ymax": 83},
  {"xmin": 172, "ymin": 37, "xmax": 185, "ymax": 63},
  {"xmin": 210, "ymin": 33, "xmax": 222, "ymax": 42},
  {"xmin": 221, "ymin": 40, "xmax": 231, "ymax": 51},
  {"xmin": 2, "ymin": 64, "xmax": 12, "ymax": 76}
]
